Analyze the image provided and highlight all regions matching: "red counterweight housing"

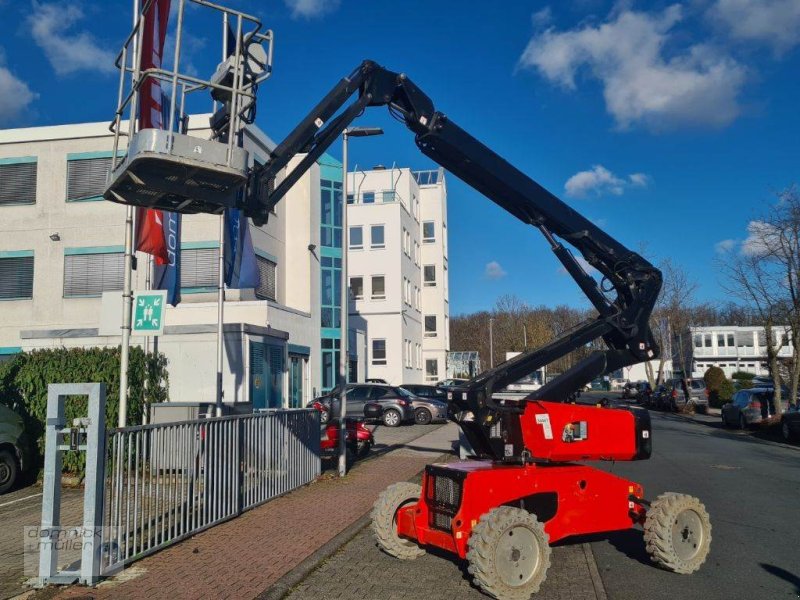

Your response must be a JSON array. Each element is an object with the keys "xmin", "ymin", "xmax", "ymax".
[{"xmin": 519, "ymin": 401, "xmax": 652, "ymax": 462}]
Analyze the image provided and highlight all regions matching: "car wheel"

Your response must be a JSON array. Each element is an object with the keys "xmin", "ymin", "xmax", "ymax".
[
  {"xmin": 781, "ymin": 420, "xmax": 792, "ymax": 442},
  {"xmin": 383, "ymin": 409, "xmax": 401, "ymax": 427},
  {"xmin": 415, "ymin": 408, "xmax": 433, "ymax": 425},
  {"xmin": 739, "ymin": 414, "xmax": 747, "ymax": 430},
  {"xmin": 0, "ymin": 449, "xmax": 19, "ymax": 495}
]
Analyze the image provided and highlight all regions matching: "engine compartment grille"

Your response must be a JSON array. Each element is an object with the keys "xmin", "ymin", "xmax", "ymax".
[{"xmin": 425, "ymin": 466, "xmax": 466, "ymax": 532}]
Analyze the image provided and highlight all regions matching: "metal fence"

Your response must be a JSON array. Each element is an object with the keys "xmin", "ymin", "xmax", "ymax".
[{"xmin": 100, "ymin": 409, "xmax": 320, "ymax": 574}]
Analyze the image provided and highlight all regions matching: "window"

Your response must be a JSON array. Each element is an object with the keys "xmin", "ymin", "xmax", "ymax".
[
  {"xmin": 321, "ymin": 256, "xmax": 341, "ymax": 327},
  {"xmin": 67, "ymin": 156, "xmax": 113, "ymax": 201},
  {"xmin": 424, "ymin": 265, "xmax": 436, "ymax": 286},
  {"xmin": 349, "ymin": 226, "xmax": 363, "ymax": 249},
  {"xmin": 321, "ymin": 337, "xmax": 341, "ymax": 391},
  {"xmin": 350, "ymin": 276, "xmax": 363, "ymax": 300},
  {"xmin": 414, "ymin": 242, "xmax": 420, "ymax": 266},
  {"xmin": 423, "ymin": 221, "xmax": 435, "ymax": 243},
  {"xmin": 704, "ymin": 334, "xmax": 712, "ymax": 348},
  {"xmin": 320, "ymin": 179, "xmax": 342, "ymax": 248},
  {"xmin": 363, "ymin": 191, "xmax": 375, "ymax": 204},
  {"xmin": 255, "ymin": 255, "xmax": 277, "ymax": 301},
  {"xmin": 425, "ymin": 359, "xmax": 438, "ymax": 382},
  {"xmin": 371, "ymin": 275, "xmax": 385, "ymax": 300},
  {"xmin": 403, "ymin": 277, "xmax": 409, "ymax": 304},
  {"xmin": 694, "ymin": 334, "xmax": 703, "ymax": 348},
  {"xmin": 64, "ymin": 251, "xmax": 124, "ymax": 297},
  {"xmin": 425, "ymin": 315, "xmax": 437, "ymax": 337},
  {"xmin": 180, "ymin": 248, "xmax": 219, "ymax": 291},
  {"xmin": 347, "ymin": 193, "xmax": 355, "ymax": 204},
  {"xmin": 370, "ymin": 225, "xmax": 385, "ymax": 249},
  {"xmin": 416, "ymin": 287, "xmax": 421, "ymax": 309},
  {"xmin": 372, "ymin": 339, "xmax": 386, "ymax": 365},
  {"xmin": 382, "ymin": 190, "xmax": 396, "ymax": 203},
  {"xmin": 0, "ymin": 158, "xmax": 37, "ymax": 205},
  {"xmin": 0, "ymin": 254, "xmax": 34, "ymax": 299},
  {"xmin": 406, "ymin": 340, "xmax": 412, "ymax": 368}
]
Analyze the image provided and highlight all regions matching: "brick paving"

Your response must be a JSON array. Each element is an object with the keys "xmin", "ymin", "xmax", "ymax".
[
  {"xmin": 42, "ymin": 423, "xmax": 457, "ymax": 600},
  {"xmin": 286, "ymin": 527, "xmax": 602, "ymax": 600}
]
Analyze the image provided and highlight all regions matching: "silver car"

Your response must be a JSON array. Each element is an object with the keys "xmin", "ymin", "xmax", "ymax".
[
  {"xmin": 398, "ymin": 387, "xmax": 448, "ymax": 425},
  {"xmin": 722, "ymin": 387, "xmax": 788, "ymax": 428}
]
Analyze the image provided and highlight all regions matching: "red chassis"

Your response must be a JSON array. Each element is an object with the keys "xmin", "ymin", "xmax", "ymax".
[{"xmin": 396, "ymin": 460, "xmax": 645, "ymax": 559}]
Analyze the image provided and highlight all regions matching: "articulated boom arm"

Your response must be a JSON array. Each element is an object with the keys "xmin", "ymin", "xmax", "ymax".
[{"xmin": 245, "ymin": 60, "xmax": 662, "ymax": 460}]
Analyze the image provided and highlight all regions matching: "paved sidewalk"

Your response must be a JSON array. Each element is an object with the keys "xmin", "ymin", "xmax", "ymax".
[{"xmin": 45, "ymin": 424, "xmax": 458, "ymax": 600}]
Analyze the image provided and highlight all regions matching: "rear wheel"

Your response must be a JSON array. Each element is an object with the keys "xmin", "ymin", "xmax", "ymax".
[
  {"xmin": 467, "ymin": 506, "xmax": 551, "ymax": 600},
  {"xmin": 415, "ymin": 408, "xmax": 432, "ymax": 425},
  {"xmin": 782, "ymin": 420, "xmax": 793, "ymax": 441},
  {"xmin": 357, "ymin": 440, "xmax": 372, "ymax": 458},
  {"xmin": 644, "ymin": 493, "xmax": 712, "ymax": 574},
  {"xmin": 372, "ymin": 482, "xmax": 425, "ymax": 560},
  {"xmin": 0, "ymin": 449, "xmax": 19, "ymax": 495},
  {"xmin": 383, "ymin": 409, "xmax": 401, "ymax": 427}
]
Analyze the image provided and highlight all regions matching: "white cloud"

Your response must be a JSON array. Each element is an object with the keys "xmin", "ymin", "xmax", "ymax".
[
  {"xmin": 284, "ymin": 0, "xmax": 341, "ymax": 19},
  {"xmin": 0, "ymin": 51, "xmax": 37, "ymax": 125},
  {"xmin": 709, "ymin": 0, "xmax": 800, "ymax": 55},
  {"xmin": 564, "ymin": 164, "xmax": 649, "ymax": 198},
  {"xmin": 485, "ymin": 261, "xmax": 507, "ymax": 280},
  {"xmin": 714, "ymin": 238, "xmax": 737, "ymax": 254},
  {"xmin": 28, "ymin": 2, "xmax": 116, "ymax": 76},
  {"xmin": 740, "ymin": 220, "xmax": 779, "ymax": 256},
  {"xmin": 518, "ymin": 5, "xmax": 747, "ymax": 130},
  {"xmin": 531, "ymin": 7, "xmax": 553, "ymax": 30}
]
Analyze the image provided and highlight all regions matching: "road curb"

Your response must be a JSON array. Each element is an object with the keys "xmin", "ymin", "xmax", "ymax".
[
  {"xmin": 259, "ymin": 452, "xmax": 451, "ymax": 600},
  {"xmin": 669, "ymin": 411, "xmax": 800, "ymax": 452},
  {"xmin": 582, "ymin": 543, "xmax": 608, "ymax": 600}
]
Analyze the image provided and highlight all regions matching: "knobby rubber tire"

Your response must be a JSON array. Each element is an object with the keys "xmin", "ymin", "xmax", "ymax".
[
  {"xmin": 644, "ymin": 493, "xmax": 712, "ymax": 574},
  {"xmin": 466, "ymin": 506, "xmax": 551, "ymax": 600},
  {"xmin": 371, "ymin": 482, "xmax": 425, "ymax": 560}
]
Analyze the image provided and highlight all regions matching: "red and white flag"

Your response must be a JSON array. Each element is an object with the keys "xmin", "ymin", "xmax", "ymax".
[{"xmin": 135, "ymin": 0, "xmax": 171, "ymax": 264}]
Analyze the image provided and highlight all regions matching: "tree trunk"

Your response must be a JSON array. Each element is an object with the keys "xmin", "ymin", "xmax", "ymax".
[{"xmin": 765, "ymin": 321, "xmax": 783, "ymax": 414}]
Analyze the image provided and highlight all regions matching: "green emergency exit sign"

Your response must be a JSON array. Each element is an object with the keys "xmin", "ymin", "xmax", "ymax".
[{"xmin": 132, "ymin": 290, "xmax": 167, "ymax": 335}]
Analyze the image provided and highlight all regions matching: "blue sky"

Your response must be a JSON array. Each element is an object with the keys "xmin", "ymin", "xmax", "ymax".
[{"xmin": 1, "ymin": 0, "xmax": 799, "ymax": 315}]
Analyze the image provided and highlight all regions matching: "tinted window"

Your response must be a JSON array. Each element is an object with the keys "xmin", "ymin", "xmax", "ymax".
[
  {"xmin": 394, "ymin": 387, "xmax": 413, "ymax": 398},
  {"xmin": 371, "ymin": 387, "xmax": 391, "ymax": 399},
  {"xmin": 690, "ymin": 380, "xmax": 705, "ymax": 390},
  {"xmin": 349, "ymin": 386, "xmax": 371, "ymax": 401}
]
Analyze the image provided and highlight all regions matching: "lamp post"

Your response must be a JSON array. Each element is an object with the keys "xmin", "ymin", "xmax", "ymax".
[
  {"xmin": 489, "ymin": 317, "xmax": 495, "ymax": 369},
  {"xmin": 339, "ymin": 125, "xmax": 383, "ymax": 477}
]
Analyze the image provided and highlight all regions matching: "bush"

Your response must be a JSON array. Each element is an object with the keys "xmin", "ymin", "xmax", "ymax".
[
  {"xmin": 0, "ymin": 346, "xmax": 168, "ymax": 476},
  {"xmin": 704, "ymin": 366, "xmax": 726, "ymax": 392},
  {"xmin": 704, "ymin": 366, "xmax": 736, "ymax": 408}
]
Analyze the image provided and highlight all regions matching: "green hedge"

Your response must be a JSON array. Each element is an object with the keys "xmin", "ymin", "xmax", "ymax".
[{"xmin": 0, "ymin": 347, "xmax": 168, "ymax": 476}]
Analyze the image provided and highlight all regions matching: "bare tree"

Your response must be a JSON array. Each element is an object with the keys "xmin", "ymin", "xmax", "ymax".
[{"xmin": 721, "ymin": 186, "xmax": 800, "ymax": 414}]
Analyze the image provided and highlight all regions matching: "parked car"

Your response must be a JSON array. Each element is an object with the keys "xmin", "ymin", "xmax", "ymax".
[
  {"xmin": 721, "ymin": 387, "xmax": 789, "ymax": 428},
  {"xmin": 652, "ymin": 379, "xmax": 708, "ymax": 412},
  {"xmin": 309, "ymin": 384, "xmax": 415, "ymax": 427},
  {"xmin": 780, "ymin": 405, "xmax": 800, "ymax": 441},
  {"xmin": 0, "ymin": 403, "xmax": 30, "ymax": 494},
  {"xmin": 401, "ymin": 384, "xmax": 448, "ymax": 400},
  {"xmin": 436, "ymin": 378, "xmax": 469, "ymax": 388},
  {"xmin": 365, "ymin": 378, "xmax": 388, "ymax": 384},
  {"xmin": 623, "ymin": 381, "xmax": 650, "ymax": 403},
  {"xmin": 396, "ymin": 389, "xmax": 448, "ymax": 425}
]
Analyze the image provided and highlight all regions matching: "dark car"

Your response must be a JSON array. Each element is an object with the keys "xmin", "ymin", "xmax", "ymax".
[
  {"xmin": 309, "ymin": 384, "xmax": 415, "ymax": 427},
  {"xmin": 436, "ymin": 378, "xmax": 469, "ymax": 388},
  {"xmin": 0, "ymin": 404, "xmax": 30, "ymax": 494},
  {"xmin": 722, "ymin": 387, "xmax": 789, "ymax": 428},
  {"xmin": 397, "ymin": 387, "xmax": 448, "ymax": 425},
  {"xmin": 653, "ymin": 379, "xmax": 708, "ymax": 412},
  {"xmin": 402, "ymin": 384, "xmax": 448, "ymax": 401},
  {"xmin": 780, "ymin": 405, "xmax": 800, "ymax": 441}
]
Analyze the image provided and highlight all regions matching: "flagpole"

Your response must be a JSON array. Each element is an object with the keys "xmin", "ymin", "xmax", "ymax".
[{"xmin": 119, "ymin": 0, "xmax": 142, "ymax": 429}]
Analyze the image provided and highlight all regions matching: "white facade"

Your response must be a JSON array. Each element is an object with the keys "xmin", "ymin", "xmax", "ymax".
[
  {"xmin": 689, "ymin": 325, "xmax": 793, "ymax": 378},
  {"xmin": 346, "ymin": 166, "xmax": 449, "ymax": 386},
  {"xmin": 0, "ymin": 117, "xmax": 336, "ymax": 409}
]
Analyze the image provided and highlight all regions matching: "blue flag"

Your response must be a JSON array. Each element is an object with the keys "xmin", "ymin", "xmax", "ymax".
[
  {"xmin": 154, "ymin": 210, "xmax": 181, "ymax": 306},
  {"xmin": 224, "ymin": 207, "xmax": 260, "ymax": 289}
]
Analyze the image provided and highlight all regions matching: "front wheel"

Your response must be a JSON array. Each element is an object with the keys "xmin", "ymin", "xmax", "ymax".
[
  {"xmin": 415, "ymin": 408, "xmax": 432, "ymax": 425},
  {"xmin": 467, "ymin": 506, "xmax": 551, "ymax": 600},
  {"xmin": 0, "ymin": 449, "xmax": 18, "ymax": 494},
  {"xmin": 383, "ymin": 409, "xmax": 401, "ymax": 427},
  {"xmin": 371, "ymin": 482, "xmax": 426, "ymax": 560},
  {"xmin": 644, "ymin": 493, "xmax": 712, "ymax": 574}
]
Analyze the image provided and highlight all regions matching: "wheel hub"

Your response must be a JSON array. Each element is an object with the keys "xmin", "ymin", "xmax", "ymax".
[
  {"xmin": 672, "ymin": 509, "xmax": 704, "ymax": 561},
  {"xmin": 0, "ymin": 463, "xmax": 10, "ymax": 485},
  {"xmin": 495, "ymin": 525, "xmax": 540, "ymax": 587}
]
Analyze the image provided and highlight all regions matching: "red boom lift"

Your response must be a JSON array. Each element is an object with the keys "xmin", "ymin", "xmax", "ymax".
[{"xmin": 109, "ymin": 60, "xmax": 712, "ymax": 600}]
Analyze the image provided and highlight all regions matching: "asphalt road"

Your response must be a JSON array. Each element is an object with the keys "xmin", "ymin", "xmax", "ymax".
[{"xmin": 587, "ymin": 396, "xmax": 800, "ymax": 600}]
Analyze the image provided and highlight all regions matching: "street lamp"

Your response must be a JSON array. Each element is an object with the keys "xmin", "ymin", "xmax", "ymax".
[{"xmin": 339, "ymin": 125, "xmax": 384, "ymax": 477}]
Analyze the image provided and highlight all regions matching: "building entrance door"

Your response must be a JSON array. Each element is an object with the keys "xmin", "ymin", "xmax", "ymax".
[{"xmin": 289, "ymin": 355, "xmax": 304, "ymax": 408}]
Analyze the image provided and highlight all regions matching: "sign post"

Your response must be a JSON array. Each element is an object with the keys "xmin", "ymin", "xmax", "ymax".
[{"xmin": 132, "ymin": 290, "xmax": 167, "ymax": 336}]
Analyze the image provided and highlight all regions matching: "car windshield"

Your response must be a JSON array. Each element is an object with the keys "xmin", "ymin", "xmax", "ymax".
[{"xmin": 395, "ymin": 387, "xmax": 414, "ymax": 398}]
